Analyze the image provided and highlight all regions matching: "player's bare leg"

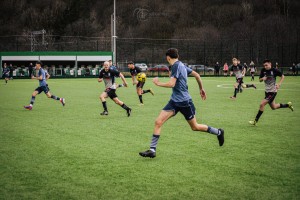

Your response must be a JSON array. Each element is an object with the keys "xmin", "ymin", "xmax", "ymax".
[
  {"xmin": 139, "ymin": 110, "xmax": 174, "ymax": 158},
  {"xmin": 137, "ymin": 87, "xmax": 144, "ymax": 105},
  {"xmin": 113, "ymin": 97, "xmax": 131, "ymax": 117},
  {"xmin": 230, "ymin": 83, "xmax": 238, "ymax": 99},
  {"xmin": 24, "ymin": 90, "xmax": 38, "ymax": 110},
  {"xmin": 46, "ymin": 91, "xmax": 65, "ymax": 106},
  {"xmin": 187, "ymin": 118, "xmax": 224, "ymax": 146},
  {"xmin": 100, "ymin": 92, "xmax": 108, "ymax": 115}
]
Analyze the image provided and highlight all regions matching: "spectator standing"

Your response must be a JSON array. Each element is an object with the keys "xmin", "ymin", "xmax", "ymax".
[
  {"xmin": 291, "ymin": 63, "xmax": 296, "ymax": 76},
  {"xmin": 223, "ymin": 62, "xmax": 229, "ymax": 77},
  {"xmin": 215, "ymin": 62, "xmax": 220, "ymax": 76},
  {"xmin": 28, "ymin": 63, "xmax": 34, "ymax": 78}
]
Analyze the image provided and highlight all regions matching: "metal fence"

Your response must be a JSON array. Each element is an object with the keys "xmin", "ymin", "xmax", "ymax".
[
  {"xmin": 1, "ymin": 35, "xmax": 299, "ymax": 77},
  {"xmin": 116, "ymin": 38, "xmax": 300, "ymax": 70}
]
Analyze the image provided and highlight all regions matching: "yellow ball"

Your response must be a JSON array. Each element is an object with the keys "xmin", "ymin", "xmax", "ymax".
[{"xmin": 137, "ymin": 72, "xmax": 146, "ymax": 82}]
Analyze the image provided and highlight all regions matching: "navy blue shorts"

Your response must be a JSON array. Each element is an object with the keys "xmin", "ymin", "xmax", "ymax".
[
  {"xmin": 35, "ymin": 86, "xmax": 50, "ymax": 94},
  {"xmin": 163, "ymin": 99, "xmax": 196, "ymax": 120},
  {"xmin": 2, "ymin": 74, "xmax": 9, "ymax": 78}
]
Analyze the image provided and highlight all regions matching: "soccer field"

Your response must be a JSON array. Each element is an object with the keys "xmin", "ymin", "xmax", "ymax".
[{"xmin": 0, "ymin": 76, "xmax": 299, "ymax": 199}]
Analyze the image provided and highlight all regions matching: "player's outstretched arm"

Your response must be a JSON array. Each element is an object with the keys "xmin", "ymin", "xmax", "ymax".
[
  {"xmin": 46, "ymin": 73, "xmax": 50, "ymax": 80},
  {"xmin": 153, "ymin": 77, "xmax": 176, "ymax": 88},
  {"xmin": 190, "ymin": 71, "xmax": 206, "ymax": 100},
  {"xmin": 98, "ymin": 78, "xmax": 103, "ymax": 82},
  {"xmin": 119, "ymin": 73, "xmax": 128, "ymax": 87},
  {"xmin": 242, "ymin": 67, "xmax": 246, "ymax": 76},
  {"xmin": 131, "ymin": 76, "xmax": 137, "ymax": 85}
]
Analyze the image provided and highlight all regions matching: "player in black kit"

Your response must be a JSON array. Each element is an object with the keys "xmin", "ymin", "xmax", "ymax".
[
  {"xmin": 249, "ymin": 59, "xmax": 294, "ymax": 125},
  {"xmin": 127, "ymin": 61, "xmax": 154, "ymax": 105},
  {"xmin": 98, "ymin": 61, "xmax": 131, "ymax": 117},
  {"xmin": 230, "ymin": 58, "xmax": 256, "ymax": 99}
]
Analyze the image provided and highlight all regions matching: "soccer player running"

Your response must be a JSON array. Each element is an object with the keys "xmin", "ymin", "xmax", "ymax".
[
  {"xmin": 24, "ymin": 61, "xmax": 65, "ymax": 110},
  {"xmin": 249, "ymin": 59, "xmax": 293, "ymax": 125},
  {"xmin": 249, "ymin": 61, "xmax": 256, "ymax": 81},
  {"xmin": 139, "ymin": 48, "xmax": 224, "ymax": 158},
  {"xmin": 127, "ymin": 61, "xmax": 154, "ymax": 105},
  {"xmin": 2, "ymin": 63, "xmax": 10, "ymax": 84},
  {"xmin": 230, "ymin": 58, "xmax": 256, "ymax": 99},
  {"xmin": 98, "ymin": 61, "xmax": 131, "ymax": 116}
]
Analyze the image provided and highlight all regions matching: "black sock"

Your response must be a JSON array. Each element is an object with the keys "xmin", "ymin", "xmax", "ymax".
[
  {"xmin": 143, "ymin": 90, "xmax": 150, "ymax": 94},
  {"xmin": 30, "ymin": 96, "xmax": 36, "ymax": 105},
  {"xmin": 280, "ymin": 103, "xmax": 289, "ymax": 108},
  {"xmin": 121, "ymin": 103, "xmax": 130, "ymax": 110},
  {"xmin": 5, "ymin": 80, "xmax": 7, "ymax": 83},
  {"xmin": 102, "ymin": 101, "xmax": 108, "ymax": 111},
  {"xmin": 255, "ymin": 110, "xmax": 263, "ymax": 122},
  {"xmin": 51, "ymin": 95, "xmax": 60, "ymax": 100},
  {"xmin": 246, "ymin": 84, "xmax": 254, "ymax": 88},
  {"xmin": 234, "ymin": 88, "xmax": 238, "ymax": 97},
  {"xmin": 138, "ymin": 95, "xmax": 143, "ymax": 103}
]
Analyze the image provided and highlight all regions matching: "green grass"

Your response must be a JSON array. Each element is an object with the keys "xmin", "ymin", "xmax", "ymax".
[{"xmin": 0, "ymin": 76, "xmax": 299, "ymax": 200}]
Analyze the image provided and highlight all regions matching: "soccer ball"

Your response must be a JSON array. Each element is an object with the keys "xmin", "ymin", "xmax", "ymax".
[{"xmin": 137, "ymin": 72, "xmax": 146, "ymax": 82}]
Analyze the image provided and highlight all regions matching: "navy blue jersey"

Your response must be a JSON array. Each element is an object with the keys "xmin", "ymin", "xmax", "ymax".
[
  {"xmin": 3, "ymin": 67, "xmax": 10, "ymax": 75},
  {"xmin": 170, "ymin": 61, "xmax": 193, "ymax": 102},
  {"xmin": 110, "ymin": 65, "xmax": 118, "ymax": 71},
  {"xmin": 99, "ymin": 68, "xmax": 120, "ymax": 89},
  {"xmin": 38, "ymin": 68, "xmax": 47, "ymax": 87}
]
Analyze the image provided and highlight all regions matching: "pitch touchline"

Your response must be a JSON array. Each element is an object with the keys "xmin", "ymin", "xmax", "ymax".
[{"xmin": 217, "ymin": 84, "xmax": 300, "ymax": 91}]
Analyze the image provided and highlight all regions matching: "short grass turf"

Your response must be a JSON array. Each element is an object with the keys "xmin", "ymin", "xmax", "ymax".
[{"xmin": 0, "ymin": 76, "xmax": 299, "ymax": 200}]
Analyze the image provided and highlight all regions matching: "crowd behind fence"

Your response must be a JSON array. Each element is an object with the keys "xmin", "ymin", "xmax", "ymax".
[{"xmin": 3, "ymin": 63, "xmax": 298, "ymax": 79}]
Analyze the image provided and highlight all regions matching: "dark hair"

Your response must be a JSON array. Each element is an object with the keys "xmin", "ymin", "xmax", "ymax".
[
  {"xmin": 263, "ymin": 59, "xmax": 271, "ymax": 64},
  {"xmin": 127, "ymin": 61, "xmax": 134, "ymax": 65},
  {"xmin": 36, "ymin": 61, "xmax": 43, "ymax": 66},
  {"xmin": 166, "ymin": 48, "xmax": 179, "ymax": 59}
]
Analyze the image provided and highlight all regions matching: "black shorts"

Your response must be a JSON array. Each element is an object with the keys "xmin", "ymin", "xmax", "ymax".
[
  {"xmin": 136, "ymin": 81, "xmax": 145, "ymax": 89},
  {"xmin": 236, "ymin": 78, "xmax": 244, "ymax": 84},
  {"xmin": 35, "ymin": 86, "xmax": 50, "ymax": 94},
  {"xmin": 163, "ymin": 99, "xmax": 196, "ymax": 120},
  {"xmin": 105, "ymin": 88, "xmax": 118, "ymax": 99},
  {"xmin": 265, "ymin": 92, "xmax": 277, "ymax": 104}
]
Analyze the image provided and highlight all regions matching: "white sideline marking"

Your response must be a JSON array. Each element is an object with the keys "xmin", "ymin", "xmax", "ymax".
[{"xmin": 217, "ymin": 84, "xmax": 300, "ymax": 91}]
